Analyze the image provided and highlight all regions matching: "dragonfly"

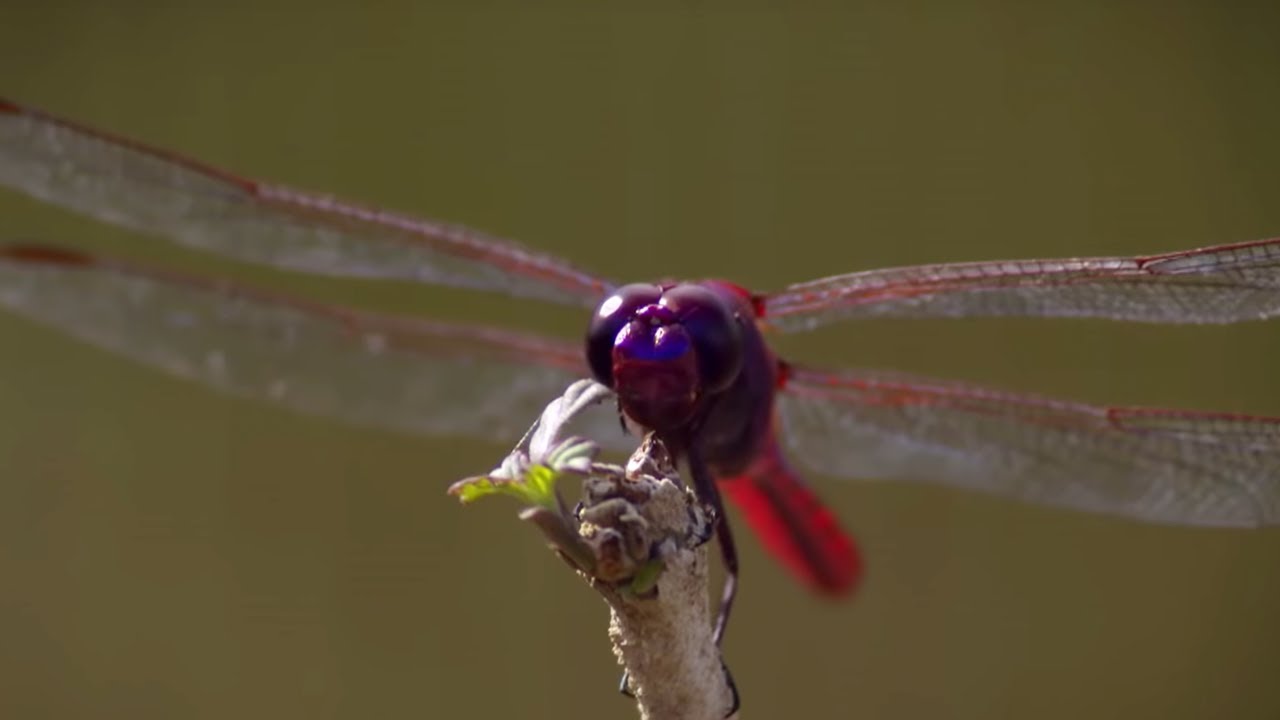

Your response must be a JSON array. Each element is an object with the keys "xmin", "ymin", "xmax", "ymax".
[{"xmin": 2, "ymin": 97, "xmax": 1280, "ymax": 647}]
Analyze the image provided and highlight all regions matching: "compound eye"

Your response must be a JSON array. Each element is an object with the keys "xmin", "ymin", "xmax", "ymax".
[
  {"xmin": 660, "ymin": 285, "xmax": 744, "ymax": 393},
  {"xmin": 585, "ymin": 283, "xmax": 663, "ymax": 386}
]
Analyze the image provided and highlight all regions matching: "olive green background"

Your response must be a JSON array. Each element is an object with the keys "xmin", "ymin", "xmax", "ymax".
[{"xmin": 2, "ymin": 2, "xmax": 1279, "ymax": 719}]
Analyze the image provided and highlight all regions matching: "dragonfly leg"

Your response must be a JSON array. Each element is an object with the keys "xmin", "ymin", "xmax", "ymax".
[
  {"xmin": 618, "ymin": 670, "xmax": 633, "ymax": 697},
  {"xmin": 687, "ymin": 447, "xmax": 742, "ymax": 716},
  {"xmin": 685, "ymin": 448, "xmax": 739, "ymax": 646},
  {"xmin": 720, "ymin": 656, "xmax": 741, "ymax": 717}
]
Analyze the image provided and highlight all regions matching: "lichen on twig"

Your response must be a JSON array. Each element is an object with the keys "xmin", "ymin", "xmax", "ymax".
[{"xmin": 448, "ymin": 379, "xmax": 737, "ymax": 720}]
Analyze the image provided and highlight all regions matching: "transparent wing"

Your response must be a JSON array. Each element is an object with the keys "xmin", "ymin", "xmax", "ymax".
[
  {"xmin": 764, "ymin": 239, "xmax": 1280, "ymax": 331},
  {"xmin": 778, "ymin": 365, "xmax": 1280, "ymax": 527},
  {"xmin": 0, "ymin": 98, "xmax": 611, "ymax": 306},
  {"xmin": 0, "ymin": 244, "xmax": 623, "ymax": 445}
]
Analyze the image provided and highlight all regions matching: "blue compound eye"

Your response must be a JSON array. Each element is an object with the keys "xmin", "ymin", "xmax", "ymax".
[
  {"xmin": 659, "ymin": 284, "xmax": 744, "ymax": 394},
  {"xmin": 585, "ymin": 283, "xmax": 663, "ymax": 386}
]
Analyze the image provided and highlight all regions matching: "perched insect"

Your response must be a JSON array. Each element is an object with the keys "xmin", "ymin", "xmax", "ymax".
[{"xmin": 2, "ymin": 98, "xmax": 1279, "ymax": 651}]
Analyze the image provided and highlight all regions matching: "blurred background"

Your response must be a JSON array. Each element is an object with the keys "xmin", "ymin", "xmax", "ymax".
[{"xmin": 2, "ymin": 2, "xmax": 1279, "ymax": 718}]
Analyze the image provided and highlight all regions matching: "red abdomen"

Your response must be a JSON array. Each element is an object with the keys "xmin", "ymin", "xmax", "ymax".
[{"xmin": 716, "ymin": 432, "xmax": 862, "ymax": 595}]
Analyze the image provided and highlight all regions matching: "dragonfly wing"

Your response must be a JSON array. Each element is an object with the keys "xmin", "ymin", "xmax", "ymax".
[
  {"xmin": 0, "ymin": 99, "xmax": 611, "ymax": 306},
  {"xmin": 778, "ymin": 364, "xmax": 1280, "ymax": 527},
  {"xmin": 0, "ymin": 244, "xmax": 624, "ymax": 445},
  {"xmin": 763, "ymin": 239, "xmax": 1280, "ymax": 331}
]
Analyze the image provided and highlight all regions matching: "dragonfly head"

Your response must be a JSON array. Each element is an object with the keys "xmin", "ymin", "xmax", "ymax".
[{"xmin": 586, "ymin": 282, "xmax": 745, "ymax": 434}]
